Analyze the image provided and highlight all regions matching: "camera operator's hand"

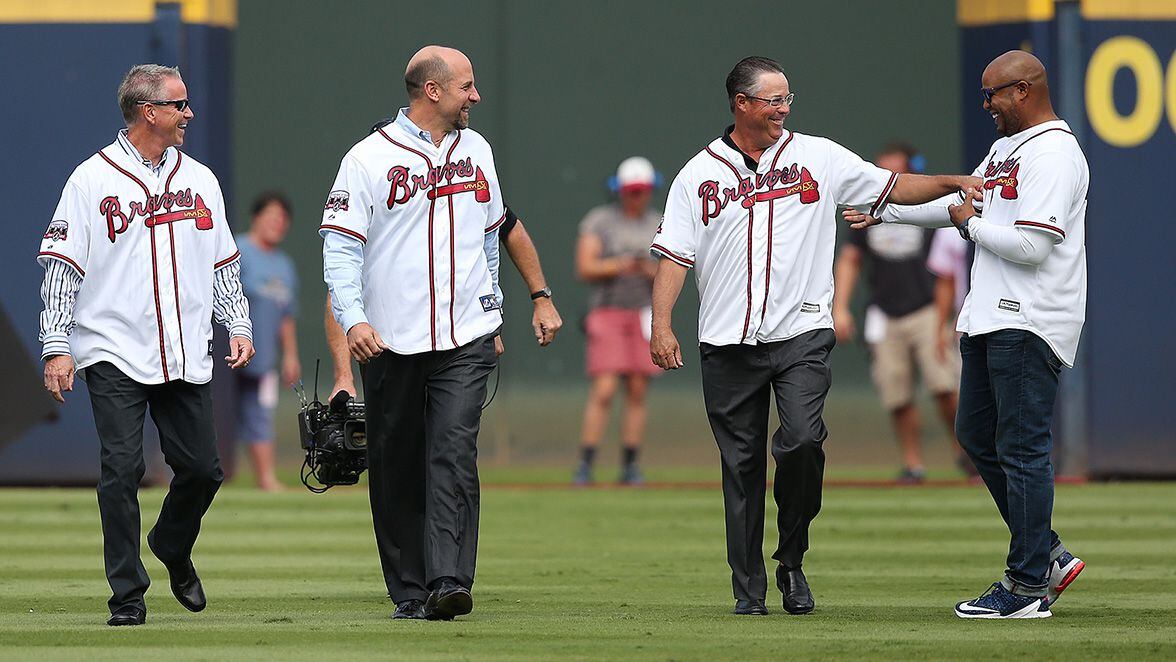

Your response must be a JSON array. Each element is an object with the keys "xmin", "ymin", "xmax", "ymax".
[
  {"xmin": 347, "ymin": 322, "xmax": 391, "ymax": 363},
  {"xmin": 44, "ymin": 354, "xmax": 75, "ymax": 403}
]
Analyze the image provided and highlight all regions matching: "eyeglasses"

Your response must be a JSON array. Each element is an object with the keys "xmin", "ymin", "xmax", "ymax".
[
  {"xmin": 980, "ymin": 81, "xmax": 1024, "ymax": 103},
  {"xmin": 743, "ymin": 92, "xmax": 795, "ymax": 108},
  {"xmin": 136, "ymin": 99, "xmax": 190, "ymax": 112}
]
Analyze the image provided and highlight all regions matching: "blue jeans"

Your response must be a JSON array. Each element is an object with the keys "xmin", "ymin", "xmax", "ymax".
[{"xmin": 957, "ymin": 330, "xmax": 1062, "ymax": 596}]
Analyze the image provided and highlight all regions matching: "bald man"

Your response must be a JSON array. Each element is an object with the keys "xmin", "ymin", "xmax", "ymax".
[
  {"xmin": 321, "ymin": 46, "xmax": 509, "ymax": 621},
  {"xmin": 845, "ymin": 50, "xmax": 1089, "ymax": 619}
]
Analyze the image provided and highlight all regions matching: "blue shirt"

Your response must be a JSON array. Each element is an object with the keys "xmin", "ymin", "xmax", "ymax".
[{"xmin": 238, "ymin": 234, "xmax": 298, "ymax": 377}]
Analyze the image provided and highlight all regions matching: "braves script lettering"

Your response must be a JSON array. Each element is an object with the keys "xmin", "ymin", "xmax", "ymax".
[
  {"xmin": 100, "ymin": 188, "xmax": 212, "ymax": 242},
  {"xmin": 386, "ymin": 157, "xmax": 489, "ymax": 209},
  {"xmin": 697, "ymin": 163, "xmax": 821, "ymax": 225}
]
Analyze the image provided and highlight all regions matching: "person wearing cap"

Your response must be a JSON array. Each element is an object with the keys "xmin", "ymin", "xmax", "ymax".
[{"xmin": 573, "ymin": 157, "xmax": 663, "ymax": 485}]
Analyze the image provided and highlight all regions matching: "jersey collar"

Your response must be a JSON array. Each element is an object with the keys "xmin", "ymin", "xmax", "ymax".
[
  {"xmin": 115, "ymin": 129, "xmax": 171, "ymax": 176},
  {"xmin": 719, "ymin": 125, "xmax": 793, "ymax": 172},
  {"xmin": 394, "ymin": 107, "xmax": 455, "ymax": 149}
]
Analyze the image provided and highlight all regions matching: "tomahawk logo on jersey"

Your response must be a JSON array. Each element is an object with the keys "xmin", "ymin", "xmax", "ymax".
[
  {"xmin": 652, "ymin": 127, "xmax": 899, "ymax": 347},
  {"xmin": 319, "ymin": 120, "xmax": 506, "ymax": 354}
]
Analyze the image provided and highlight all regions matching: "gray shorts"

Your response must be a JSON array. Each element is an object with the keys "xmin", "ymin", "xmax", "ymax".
[{"xmin": 235, "ymin": 371, "xmax": 277, "ymax": 444}]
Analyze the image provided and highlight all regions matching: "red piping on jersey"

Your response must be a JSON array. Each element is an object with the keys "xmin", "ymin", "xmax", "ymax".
[
  {"xmin": 485, "ymin": 212, "xmax": 506, "ymax": 233},
  {"xmin": 39, "ymin": 251, "xmax": 86, "ymax": 276},
  {"xmin": 650, "ymin": 243, "xmax": 694, "ymax": 267},
  {"xmin": 214, "ymin": 250, "xmax": 240, "ymax": 269},
  {"xmin": 1014, "ymin": 220, "xmax": 1066, "ymax": 239},
  {"xmin": 445, "ymin": 133, "xmax": 462, "ymax": 348},
  {"xmin": 320, "ymin": 225, "xmax": 366, "ymax": 244},
  {"xmin": 761, "ymin": 133, "xmax": 793, "ymax": 328},
  {"xmin": 704, "ymin": 146, "xmax": 756, "ymax": 342},
  {"xmin": 869, "ymin": 171, "xmax": 898, "ymax": 218},
  {"xmin": 163, "ymin": 153, "xmax": 188, "ymax": 379},
  {"xmin": 380, "ymin": 128, "xmax": 440, "ymax": 350},
  {"xmin": 97, "ymin": 150, "xmax": 170, "ymax": 381}
]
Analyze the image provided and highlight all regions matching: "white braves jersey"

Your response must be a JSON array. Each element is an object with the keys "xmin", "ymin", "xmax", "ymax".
[
  {"xmin": 319, "ymin": 122, "xmax": 505, "ymax": 354},
  {"xmin": 958, "ymin": 119, "xmax": 1088, "ymax": 366},
  {"xmin": 38, "ymin": 138, "xmax": 243, "ymax": 384},
  {"xmin": 652, "ymin": 128, "xmax": 898, "ymax": 346}
]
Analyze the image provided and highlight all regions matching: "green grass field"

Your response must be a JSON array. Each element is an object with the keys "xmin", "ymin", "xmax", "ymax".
[{"xmin": 2, "ymin": 477, "xmax": 1175, "ymax": 660}]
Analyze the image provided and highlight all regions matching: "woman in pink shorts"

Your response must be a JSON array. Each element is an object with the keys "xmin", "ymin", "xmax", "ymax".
[{"xmin": 573, "ymin": 157, "xmax": 662, "ymax": 485}]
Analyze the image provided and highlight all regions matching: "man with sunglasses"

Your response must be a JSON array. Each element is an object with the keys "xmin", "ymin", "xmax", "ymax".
[
  {"xmin": 650, "ymin": 56, "xmax": 980, "ymax": 617},
  {"xmin": 844, "ymin": 50, "xmax": 1089, "ymax": 619},
  {"xmin": 36, "ymin": 64, "xmax": 253, "ymax": 626}
]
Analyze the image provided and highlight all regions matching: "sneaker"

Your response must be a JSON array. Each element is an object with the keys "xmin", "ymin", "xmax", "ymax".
[
  {"xmin": 573, "ymin": 462, "xmax": 594, "ymax": 486},
  {"xmin": 954, "ymin": 582, "xmax": 1051, "ymax": 619},
  {"xmin": 897, "ymin": 467, "xmax": 926, "ymax": 484},
  {"xmin": 619, "ymin": 463, "xmax": 644, "ymax": 486},
  {"xmin": 1046, "ymin": 551, "xmax": 1085, "ymax": 607}
]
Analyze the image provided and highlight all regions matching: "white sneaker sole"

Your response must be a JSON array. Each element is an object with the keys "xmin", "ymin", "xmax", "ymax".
[
  {"xmin": 1046, "ymin": 557, "xmax": 1085, "ymax": 607},
  {"xmin": 955, "ymin": 600, "xmax": 1052, "ymax": 619}
]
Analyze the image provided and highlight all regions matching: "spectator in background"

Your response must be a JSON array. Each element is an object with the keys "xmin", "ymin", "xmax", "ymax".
[
  {"xmin": 573, "ymin": 157, "xmax": 662, "ymax": 486},
  {"xmin": 832, "ymin": 143, "xmax": 966, "ymax": 483},
  {"xmin": 236, "ymin": 191, "xmax": 300, "ymax": 491}
]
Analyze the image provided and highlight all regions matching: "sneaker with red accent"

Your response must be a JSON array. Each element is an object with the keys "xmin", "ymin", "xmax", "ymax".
[{"xmin": 1046, "ymin": 551, "xmax": 1085, "ymax": 607}]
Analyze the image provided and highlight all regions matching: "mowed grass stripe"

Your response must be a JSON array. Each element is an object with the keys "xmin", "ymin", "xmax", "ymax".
[{"xmin": 0, "ymin": 483, "xmax": 1173, "ymax": 660}]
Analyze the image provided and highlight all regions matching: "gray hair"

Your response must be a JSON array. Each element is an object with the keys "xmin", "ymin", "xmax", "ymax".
[
  {"xmin": 405, "ymin": 56, "xmax": 452, "ymax": 99},
  {"xmin": 725, "ymin": 56, "xmax": 785, "ymax": 113},
  {"xmin": 118, "ymin": 64, "xmax": 181, "ymax": 125}
]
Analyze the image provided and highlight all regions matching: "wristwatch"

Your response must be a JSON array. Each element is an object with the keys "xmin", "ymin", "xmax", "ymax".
[
  {"xmin": 956, "ymin": 216, "xmax": 975, "ymax": 242},
  {"xmin": 530, "ymin": 287, "xmax": 553, "ymax": 300}
]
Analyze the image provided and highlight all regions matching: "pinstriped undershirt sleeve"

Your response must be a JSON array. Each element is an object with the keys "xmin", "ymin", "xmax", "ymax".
[
  {"xmin": 212, "ymin": 260, "xmax": 253, "ymax": 341},
  {"xmin": 38, "ymin": 257, "xmax": 83, "ymax": 360}
]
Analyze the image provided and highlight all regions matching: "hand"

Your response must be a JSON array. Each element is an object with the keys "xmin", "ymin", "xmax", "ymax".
[
  {"xmin": 833, "ymin": 307, "xmax": 856, "ymax": 344},
  {"xmin": 612, "ymin": 256, "xmax": 641, "ymax": 275},
  {"xmin": 330, "ymin": 380, "xmax": 357, "ymax": 398},
  {"xmin": 43, "ymin": 354, "xmax": 75, "ymax": 403},
  {"xmin": 282, "ymin": 354, "xmax": 301, "ymax": 387},
  {"xmin": 650, "ymin": 324, "xmax": 683, "ymax": 370},
  {"xmin": 948, "ymin": 188, "xmax": 983, "ymax": 228},
  {"xmin": 226, "ymin": 336, "xmax": 255, "ymax": 369},
  {"xmin": 960, "ymin": 175, "xmax": 983, "ymax": 192},
  {"xmin": 346, "ymin": 322, "xmax": 390, "ymax": 363},
  {"xmin": 532, "ymin": 298, "xmax": 563, "ymax": 347},
  {"xmin": 494, "ymin": 335, "xmax": 505, "ymax": 356},
  {"xmin": 842, "ymin": 208, "xmax": 881, "ymax": 230}
]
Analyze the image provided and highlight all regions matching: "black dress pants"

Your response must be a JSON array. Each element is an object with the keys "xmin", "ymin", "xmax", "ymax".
[
  {"xmin": 362, "ymin": 333, "xmax": 497, "ymax": 603},
  {"xmin": 85, "ymin": 361, "xmax": 223, "ymax": 613},
  {"xmin": 699, "ymin": 329, "xmax": 835, "ymax": 602}
]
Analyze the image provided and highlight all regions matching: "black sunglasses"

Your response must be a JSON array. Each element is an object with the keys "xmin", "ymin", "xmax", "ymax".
[
  {"xmin": 136, "ymin": 99, "xmax": 190, "ymax": 112},
  {"xmin": 980, "ymin": 81, "xmax": 1025, "ymax": 103}
]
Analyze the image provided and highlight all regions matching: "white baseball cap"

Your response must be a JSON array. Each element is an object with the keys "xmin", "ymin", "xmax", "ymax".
[{"xmin": 615, "ymin": 156, "xmax": 656, "ymax": 192}]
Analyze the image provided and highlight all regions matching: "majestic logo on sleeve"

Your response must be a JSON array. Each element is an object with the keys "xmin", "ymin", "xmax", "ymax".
[
  {"xmin": 44, "ymin": 220, "xmax": 69, "ymax": 242},
  {"xmin": 325, "ymin": 190, "xmax": 350, "ymax": 212},
  {"xmin": 983, "ymin": 157, "xmax": 1020, "ymax": 200},
  {"xmin": 698, "ymin": 163, "xmax": 820, "ymax": 225},
  {"xmin": 386, "ymin": 157, "xmax": 490, "ymax": 209},
  {"xmin": 99, "ymin": 188, "xmax": 212, "ymax": 242}
]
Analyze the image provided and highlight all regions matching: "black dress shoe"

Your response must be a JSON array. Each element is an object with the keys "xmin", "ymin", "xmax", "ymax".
[
  {"xmin": 163, "ymin": 558, "xmax": 206, "ymax": 612},
  {"xmin": 107, "ymin": 607, "xmax": 146, "ymax": 626},
  {"xmin": 392, "ymin": 599, "xmax": 426, "ymax": 620},
  {"xmin": 148, "ymin": 535, "xmax": 206, "ymax": 612},
  {"xmin": 776, "ymin": 566, "xmax": 815, "ymax": 614},
  {"xmin": 733, "ymin": 599, "xmax": 769, "ymax": 616},
  {"xmin": 424, "ymin": 578, "xmax": 473, "ymax": 621}
]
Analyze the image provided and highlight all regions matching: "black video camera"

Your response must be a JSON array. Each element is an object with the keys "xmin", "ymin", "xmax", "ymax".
[{"xmin": 297, "ymin": 390, "xmax": 367, "ymax": 492}]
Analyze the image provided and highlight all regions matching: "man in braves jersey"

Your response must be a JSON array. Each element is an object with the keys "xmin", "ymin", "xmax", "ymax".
[
  {"xmin": 650, "ymin": 56, "xmax": 980, "ymax": 616},
  {"xmin": 321, "ymin": 46, "xmax": 524, "ymax": 621},
  {"xmin": 844, "ymin": 50, "xmax": 1088, "ymax": 619},
  {"xmin": 37, "ymin": 64, "xmax": 254, "ymax": 626}
]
